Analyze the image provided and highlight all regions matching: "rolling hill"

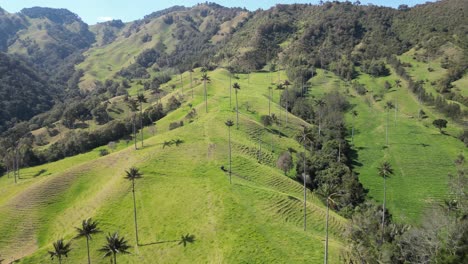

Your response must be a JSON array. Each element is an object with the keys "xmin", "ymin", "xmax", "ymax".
[{"xmin": 0, "ymin": 1, "xmax": 467, "ymax": 263}]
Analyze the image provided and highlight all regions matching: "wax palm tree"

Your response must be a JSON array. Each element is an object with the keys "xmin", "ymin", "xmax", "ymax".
[
  {"xmin": 127, "ymin": 98, "xmax": 139, "ymax": 150},
  {"xmin": 48, "ymin": 239, "xmax": 72, "ymax": 264},
  {"xmin": 351, "ymin": 110, "xmax": 358, "ymax": 143},
  {"xmin": 378, "ymin": 161, "xmax": 393, "ymax": 238},
  {"xmin": 201, "ymin": 73, "xmax": 211, "ymax": 113},
  {"xmin": 137, "ymin": 93, "xmax": 147, "ymax": 148},
  {"xmin": 283, "ymin": 80, "xmax": 291, "ymax": 125},
  {"xmin": 124, "ymin": 167, "xmax": 143, "ymax": 246},
  {"xmin": 316, "ymin": 183, "xmax": 340, "ymax": 264},
  {"xmin": 395, "ymin": 79, "xmax": 402, "ymax": 88},
  {"xmin": 384, "ymin": 101, "xmax": 394, "ymax": 146},
  {"xmin": 225, "ymin": 120, "xmax": 234, "ymax": 184},
  {"xmin": 75, "ymin": 218, "xmax": 101, "ymax": 264},
  {"xmin": 275, "ymin": 83, "xmax": 285, "ymax": 125},
  {"xmin": 189, "ymin": 68, "xmax": 194, "ymax": 98},
  {"xmin": 233, "ymin": 82, "xmax": 241, "ymax": 129},
  {"xmin": 297, "ymin": 127, "xmax": 312, "ymax": 231},
  {"xmin": 314, "ymin": 99, "xmax": 326, "ymax": 137},
  {"xmin": 99, "ymin": 233, "xmax": 131, "ymax": 264},
  {"xmin": 229, "ymin": 69, "xmax": 233, "ymax": 108}
]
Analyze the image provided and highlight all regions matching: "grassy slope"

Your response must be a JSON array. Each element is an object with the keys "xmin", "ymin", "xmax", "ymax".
[
  {"xmin": 0, "ymin": 70, "xmax": 346, "ymax": 263},
  {"xmin": 342, "ymin": 58, "xmax": 465, "ymax": 224}
]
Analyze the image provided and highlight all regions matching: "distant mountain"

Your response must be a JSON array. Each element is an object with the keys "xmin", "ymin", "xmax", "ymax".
[
  {"xmin": 0, "ymin": 52, "xmax": 55, "ymax": 132},
  {"xmin": 0, "ymin": 0, "xmax": 466, "ymax": 132}
]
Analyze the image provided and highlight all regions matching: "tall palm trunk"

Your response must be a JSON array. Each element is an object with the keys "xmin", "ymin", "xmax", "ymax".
[
  {"xmin": 382, "ymin": 176, "xmax": 386, "ymax": 241},
  {"xmin": 303, "ymin": 156, "xmax": 307, "ymax": 231},
  {"xmin": 324, "ymin": 198, "xmax": 330, "ymax": 264},
  {"xmin": 235, "ymin": 90, "xmax": 239, "ymax": 130},
  {"xmin": 278, "ymin": 90, "xmax": 282, "ymax": 126},
  {"xmin": 386, "ymin": 110, "xmax": 389, "ymax": 146},
  {"xmin": 228, "ymin": 126, "xmax": 232, "ymax": 184},
  {"xmin": 204, "ymin": 80, "xmax": 208, "ymax": 113},
  {"xmin": 229, "ymin": 74, "xmax": 232, "ymax": 108},
  {"xmin": 132, "ymin": 179, "xmax": 139, "ymax": 246},
  {"xmin": 133, "ymin": 115, "xmax": 137, "ymax": 150},
  {"xmin": 113, "ymin": 252, "xmax": 117, "ymax": 264},
  {"xmin": 140, "ymin": 103, "xmax": 143, "ymax": 148},
  {"xmin": 285, "ymin": 90, "xmax": 289, "ymax": 125},
  {"xmin": 86, "ymin": 237, "xmax": 91, "ymax": 264}
]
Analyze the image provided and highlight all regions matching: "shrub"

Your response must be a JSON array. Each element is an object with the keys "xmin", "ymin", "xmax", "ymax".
[{"xmin": 99, "ymin": 149, "xmax": 109, "ymax": 156}]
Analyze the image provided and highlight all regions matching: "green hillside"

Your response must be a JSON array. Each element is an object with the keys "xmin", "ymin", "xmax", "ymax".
[
  {"xmin": 0, "ymin": 1, "xmax": 467, "ymax": 263},
  {"xmin": 0, "ymin": 69, "xmax": 348, "ymax": 263}
]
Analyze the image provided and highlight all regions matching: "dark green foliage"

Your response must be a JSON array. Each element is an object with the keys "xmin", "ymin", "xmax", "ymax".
[
  {"xmin": 361, "ymin": 60, "xmax": 390, "ymax": 77},
  {"xmin": 0, "ymin": 53, "xmax": 54, "ymax": 132},
  {"xmin": 99, "ymin": 149, "xmax": 109, "ymax": 156},
  {"xmin": 99, "ymin": 232, "xmax": 131, "ymax": 263},
  {"xmin": 277, "ymin": 152, "xmax": 293, "ymax": 175},
  {"xmin": 260, "ymin": 115, "xmax": 273, "ymax": 127},
  {"xmin": 136, "ymin": 49, "xmax": 161, "ymax": 68},
  {"xmin": 351, "ymin": 81, "xmax": 368, "ymax": 95},
  {"xmin": 167, "ymin": 96, "xmax": 181, "ymax": 111},
  {"xmin": 48, "ymin": 239, "xmax": 72, "ymax": 263},
  {"xmin": 388, "ymin": 56, "xmax": 464, "ymax": 121},
  {"xmin": 118, "ymin": 64, "xmax": 150, "ymax": 79},
  {"xmin": 432, "ymin": 119, "xmax": 448, "ymax": 133}
]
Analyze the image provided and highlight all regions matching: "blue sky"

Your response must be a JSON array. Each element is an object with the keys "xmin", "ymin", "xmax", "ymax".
[{"xmin": 0, "ymin": 0, "xmax": 433, "ymax": 24}]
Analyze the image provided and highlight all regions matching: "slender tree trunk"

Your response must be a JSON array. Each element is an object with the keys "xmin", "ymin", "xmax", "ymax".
[
  {"xmin": 229, "ymin": 74, "xmax": 232, "ymax": 108},
  {"xmin": 140, "ymin": 104, "xmax": 143, "ymax": 148},
  {"xmin": 236, "ymin": 90, "xmax": 239, "ymax": 130},
  {"xmin": 382, "ymin": 176, "xmax": 386, "ymax": 241},
  {"xmin": 324, "ymin": 198, "xmax": 330, "ymax": 264},
  {"xmin": 285, "ymin": 90, "xmax": 289, "ymax": 125},
  {"xmin": 59, "ymin": 255, "xmax": 62, "ymax": 264},
  {"xmin": 204, "ymin": 81, "xmax": 208, "ymax": 113},
  {"xmin": 278, "ymin": 90, "xmax": 282, "ymax": 127},
  {"xmin": 113, "ymin": 253, "xmax": 117, "ymax": 264},
  {"xmin": 228, "ymin": 127, "xmax": 232, "ymax": 184},
  {"xmin": 86, "ymin": 237, "xmax": 91, "ymax": 264},
  {"xmin": 132, "ymin": 179, "xmax": 139, "ymax": 246},
  {"xmin": 386, "ymin": 110, "xmax": 389, "ymax": 146},
  {"xmin": 133, "ymin": 115, "xmax": 137, "ymax": 150},
  {"xmin": 303, "ymin": 155, "xmax": 307, "ymax": 231}
]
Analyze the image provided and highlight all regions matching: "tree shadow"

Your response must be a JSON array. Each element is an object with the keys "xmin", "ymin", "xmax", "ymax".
[
  {"xmin": 270, "ymin": 129, "xmax": 287, "ymax": 137},
  {"xmin": 140, "ymin": 234, "xmax": 196, "ymax": 248},
  {"xmin": 33, "ymin": 169, "xmax": 48, "ymax": 177},
  {"xmin": 348, "ymin": 147, "xmax": 363, "ymax": 168}
]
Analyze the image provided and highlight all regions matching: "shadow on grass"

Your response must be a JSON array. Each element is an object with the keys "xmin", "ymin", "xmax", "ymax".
[
  {"xmin": 140, "ymin": 234, "xmax": 196, "ymax": 248},
  {"xmin": 271, "ymin": 129, "xmax": 287, "ymax": 137},
  {"xmin": 349, "ymin": 147, "xmax": 363, "ymax": 168}
]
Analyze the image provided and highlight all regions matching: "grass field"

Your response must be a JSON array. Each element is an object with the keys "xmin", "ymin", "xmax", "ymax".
[
  {"xmin": 342, "ymin": 63, "xmax": 465, "ymax": 224},
  {"xmin": 0, "ymin": 69, "xmax": 348, "ymax": 263},
  {"xmin": 1, "ymin": 53, "xmax": 465, "ymax": 262}
]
